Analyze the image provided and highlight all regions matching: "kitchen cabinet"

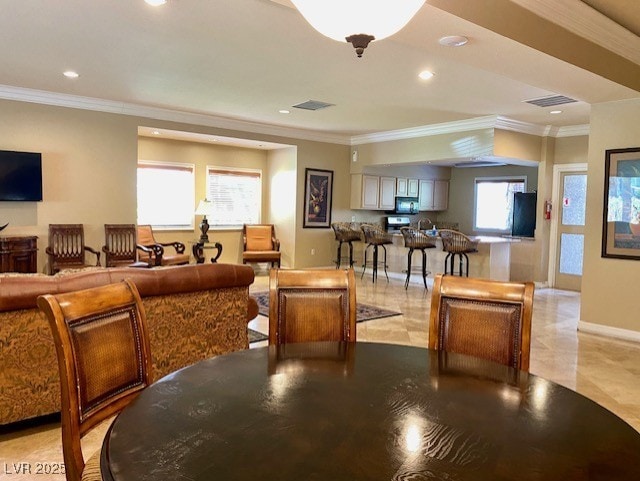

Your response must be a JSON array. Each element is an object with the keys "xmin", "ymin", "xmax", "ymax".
[
  {"xmin": 407, "ymin": 178, "xmax": 419, "ymax": 197},
  {"xmin": 396, "ymin": 177, "xmax": 408, "ymax": 196},
  {"xmin": 419, "ymin": 179, "xmax": 449, "ymax": 211},
  {"xmin": 379, "ymin": 176, "xmax": 396, "ymax": 210},
  {"xmin": 350, "ymin": 174, "xmax": 396, "ymax": 210}
]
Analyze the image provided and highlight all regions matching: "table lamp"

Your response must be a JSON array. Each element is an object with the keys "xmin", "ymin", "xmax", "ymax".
[{"xmin": 195, "ymin": 199, "xmax": 215, "ymax": 242}]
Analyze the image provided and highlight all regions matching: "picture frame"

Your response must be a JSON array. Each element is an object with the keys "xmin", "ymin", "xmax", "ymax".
[
  {"xmin": 303, "ymin": 168, "xmax": 333, "ymax": 228},
  {"xmin": 602, "ymin": 147, "xmax": 640, "ymax": 260}
]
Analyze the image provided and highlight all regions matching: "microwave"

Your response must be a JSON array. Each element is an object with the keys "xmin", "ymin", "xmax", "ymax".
[{"xmin": 394, "ymin": 196, "xmax": 419, "ymax": 214}]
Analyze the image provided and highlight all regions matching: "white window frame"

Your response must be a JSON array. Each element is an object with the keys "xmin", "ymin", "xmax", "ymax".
[
  {"xmin": 137, "ymin": 160, "xmax": 195, "ymax": 230},
  {"xmin": 206, "ymin": 166, "xmax": 262, "ymax": 229},
  {"xmin": 473, "ymin": 176, "xmax": 527, "ymax": 233}
]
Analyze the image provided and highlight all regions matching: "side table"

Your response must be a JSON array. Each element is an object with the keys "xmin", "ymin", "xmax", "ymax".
[{"xmin": 192, "ymin": 240, "xmax": 223, "ymax": 264}]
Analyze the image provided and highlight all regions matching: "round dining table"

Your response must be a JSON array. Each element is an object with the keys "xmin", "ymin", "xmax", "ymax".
[{"xmin": 101, "ymin": 342, "xmax": 640, "ymax": 480}]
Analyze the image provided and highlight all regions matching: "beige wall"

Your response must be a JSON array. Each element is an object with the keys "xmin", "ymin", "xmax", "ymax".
[
  {"xmin": 441, "ymin": 164, "xmax": 539, "ymax": 234},
  {"xmin": 0, "ymin": 99, "xmax": 352, "ymax": 272},
  {"xmin": 494, "ymin": 129, "xmax": 543, "ymax": 162},
  {"xmin": 554, "ymin": 135, "xmax": 589, "ymax": 164},
  {"xmin": 581, "ymin": 98, "xmax": 640, "ymax": 333},
  {"xmin": 267, "ymin": 147, "xmax": 297, "ymax": 268}
]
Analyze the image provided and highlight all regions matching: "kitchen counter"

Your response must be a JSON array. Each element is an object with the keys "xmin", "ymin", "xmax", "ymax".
[{"xmin": 353, "ymin": 232, "xmax": 522, "ymax": 283}]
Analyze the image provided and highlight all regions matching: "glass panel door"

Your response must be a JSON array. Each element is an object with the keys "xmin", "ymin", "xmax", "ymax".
[{"xmin": 555, "ymin": 172, "xmax": 587, "ymax": 291}]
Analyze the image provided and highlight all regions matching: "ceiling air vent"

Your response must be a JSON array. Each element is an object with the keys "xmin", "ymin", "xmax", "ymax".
[
  {"xmin": 524, "ymin": 95, "xmax": 578, "ymax": 107},
  {"xmin": 292, "ymin": 100, "xmax": 335, "ymax": 111}
]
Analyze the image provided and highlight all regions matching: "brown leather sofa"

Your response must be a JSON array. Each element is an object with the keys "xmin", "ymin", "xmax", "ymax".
[{"xmin": 0, "ymin": 263, "xmax": 259, "ymax": 426}]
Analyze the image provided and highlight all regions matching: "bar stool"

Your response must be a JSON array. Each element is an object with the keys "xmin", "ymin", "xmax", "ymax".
[
  {"xmin": 400, "ymin": 227, "xmax": 436, "ymax": 289},
  {"xmin": 439, "ymin": 229, "xmax": 479, "ymax": 277},
  {"xmin": 331, "ymin": 222, "xmax": 361, "ymax": 269},
  {"xmin": 360, "ymin": 224, "xmax": 393, "ymax": 283}
]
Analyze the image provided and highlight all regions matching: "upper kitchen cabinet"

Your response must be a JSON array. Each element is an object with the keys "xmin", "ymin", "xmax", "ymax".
[
  {"xmin": 396, "ymin": 177, "xmax": 408, "ymax": 196},
  {"xmin": 419, "ymin": 179, "xmax": 449, "ymax": 211},
  {"xmin": 351, "ymin": 174, "xmax": 396, "ymax": 210},
  {"xmin": 407, "ymin": 178, "xmax": 419, "ymax": 197}
]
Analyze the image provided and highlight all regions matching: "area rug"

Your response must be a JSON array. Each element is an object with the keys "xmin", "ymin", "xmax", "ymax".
[
  {"xmin": 251, "ymin": 291, "xmax": 401, "ymax": 323},
  {"xmin": 248, "ymin": 328, "xmax": 268, "ymax": 344}
]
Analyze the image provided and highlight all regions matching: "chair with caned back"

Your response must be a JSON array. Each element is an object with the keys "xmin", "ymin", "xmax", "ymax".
[
  {"xmin": 136, "ymin": 224, "xmax": 190, "ymax": 266},
  {"xmin": 102, "ymin": 224, "xmax": 155, "ymax": 267},
  {"xmin": 428, "ymin": 274, "xmax": 534, "ymax": 371},
  {"xmin": 37, "ymin": 280, "xmax": 152, "ymax": 481},
  {"xmin": 268, "ymin": 268, "xmax": 356, "ymax": 345},
  {"xmin": 46, "ymin": 224, "xmax": 101, "ymax": 274},
  {"xmin": 242, "ymin": 224, "xmax": 281, "ymax": 268}
]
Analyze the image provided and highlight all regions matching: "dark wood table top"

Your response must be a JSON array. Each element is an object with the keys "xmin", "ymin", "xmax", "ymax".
[{"xmin": 101, "ymin": 342, "xmax": 640, "ymax": 481}]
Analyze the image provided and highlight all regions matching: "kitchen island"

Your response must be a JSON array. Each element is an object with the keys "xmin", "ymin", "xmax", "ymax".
[{"xmin": 353, "ymin": 233, "xmax": 523, "ymax": 283}]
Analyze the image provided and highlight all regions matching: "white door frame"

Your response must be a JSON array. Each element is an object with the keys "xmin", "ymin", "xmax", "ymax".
[{"xmin": 547, "ymin": 163, "xmax": 588, "ymax": 288}]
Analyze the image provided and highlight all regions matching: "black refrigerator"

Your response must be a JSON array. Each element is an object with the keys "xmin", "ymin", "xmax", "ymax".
[{"xmin": 512, "ymin": 192, "xmax": 537, "ymax": 237}]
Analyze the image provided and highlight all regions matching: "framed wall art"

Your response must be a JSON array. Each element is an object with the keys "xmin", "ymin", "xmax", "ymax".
[
  {"xmin": 303, "ymin": 168, "xmax": 333, "ymax": 228},
  {"xmin": 602, "ymin": 147, "xmax": 640, "ymax": 260}
]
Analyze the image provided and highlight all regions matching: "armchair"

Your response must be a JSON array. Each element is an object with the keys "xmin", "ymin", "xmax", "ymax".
[
  {"xmin": 136, "ymin": 225, "xmax": 190, "ymax": 266},
  {"xmin": 102, "ymin": 224, "xmax": 155, "ymax": 267},
  {"xmin": 46, "ymin": 224, "xmax": 101, "ymax": 274},
  {"xmin": 242, "ymin": 224, "xmax": 281, "ymax": 268}
]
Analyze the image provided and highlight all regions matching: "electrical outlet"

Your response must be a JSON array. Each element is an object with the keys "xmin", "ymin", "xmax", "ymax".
[{"xmin": 311, "ymin": 248, "xmax": 315, "ymax": 255}]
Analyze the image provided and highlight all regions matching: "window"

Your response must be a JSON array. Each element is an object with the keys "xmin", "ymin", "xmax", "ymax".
[
  {"xmin": 137, "ymin": 161, "xmax": 195, "ymax": 229},
  {"xmin": 207, "ymin": 167, "xmax": 262, "ymax": 227},
  {"xmin": 474, "ymin": 177, "xmax": 526, "ymax": 232}
]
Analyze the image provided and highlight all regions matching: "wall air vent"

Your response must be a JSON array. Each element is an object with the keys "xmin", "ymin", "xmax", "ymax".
[
  {"xmin": 524, "ymin": 95, "xmax": 578, "ymax": 107},
  {"xmin": 292, "ymin": 100, "xmax": 335, "ymax": 111}
]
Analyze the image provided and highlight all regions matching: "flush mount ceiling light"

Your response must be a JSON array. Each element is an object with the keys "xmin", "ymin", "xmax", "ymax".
[
  {"xmin": 290, "ymin": 0, "xmax": 425, "ymax": 58},
  {"xmin": 418, "ymin": 70, "xmax": 434, "ymax": 80},
  {"xmin": 145, "ymin": 0, "xmax": 167, "ymax": 6},
  {"xmin": 550, "ymin": 110, "xmax": 562, "ymax": 114},
  {"xmin": 63, "ymin": 70, "xmax": 79, "ymax": 78},
  {"xmin": 438, "ymin": 35, "xmax": 468, "ymax": 47}
]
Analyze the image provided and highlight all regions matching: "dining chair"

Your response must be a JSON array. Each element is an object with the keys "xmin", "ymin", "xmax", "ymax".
[
  {"xmin": 46, "ymin": 224, "xmax": 101, "ymax": 274},
  {"xmin": 136, "ymin": 224, "xmax": 190, "ymax": 266},
  {"xmin": 428, "ymin": 274, "xmax": 534, "ymax": 371},
  {"xmin": 37, "ymin": 280, "xmax": 153, "ymax": 481},
  {"xmin": 268, "ymin": 268, "xmax": 356, "ymax": 345},
  {"xmin": 242, "ymin": 224, "xmax": 282, "ymax": 268}
]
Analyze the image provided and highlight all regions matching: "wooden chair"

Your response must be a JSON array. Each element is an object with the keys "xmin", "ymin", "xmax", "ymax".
[
  {"xmin": 102, "ymin": 224, "xmax": 154, "ymax": 267},
  {"xmin": 46, "ymin": 224, "xmax": 101, "ymax": 274},
  {"xmin": 37, "ymin": 280, "xmax": 152, "ymax": 481},
  {"xmin": 136, "ymin": 224, "xmax": 190, "ymax": 266},
  {"xmin": 242, "ymin": 224, "xmax": 281, "ymax": 268},
  {"xmin": 428, "ymin": 274, "xmax": 534, "ymax": 371},
  {"xmin": 268, "ymin": 268, "xmax": 356, "ymax": 345}
]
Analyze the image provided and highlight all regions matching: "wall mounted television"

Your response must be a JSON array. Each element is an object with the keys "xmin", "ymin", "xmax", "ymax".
[{"xmin": 0, "ymin": 150, "xmax": 43, "ymax": 201}]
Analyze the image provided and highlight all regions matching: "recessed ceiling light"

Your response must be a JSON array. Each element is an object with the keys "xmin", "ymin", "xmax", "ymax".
[
  {"xmin": 418, "ymin": 70, "xmax": 434, "ymax": 80},
  {"xmin": 438, "ymin": 35, "xmax": 469, "ymax": 47},
  {"xmin": 145, "ymin": 0, "xmax": 167, "ymax": 6},
  {"xmin": 63, "ymin": 70, "xmax": 79, "ymax": 79},
  {"xmin": 550, "ymin": 110, "xmax": 562, "ymax": 114},
  {"xmin": 279, "ymin": 109, "xmax": 290, "ymax": 114}
]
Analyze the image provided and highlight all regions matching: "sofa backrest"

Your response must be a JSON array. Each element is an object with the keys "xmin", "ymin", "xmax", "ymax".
[{"xmin": 0, "ymin": 263, "xmax": 255, "ymax": 312}]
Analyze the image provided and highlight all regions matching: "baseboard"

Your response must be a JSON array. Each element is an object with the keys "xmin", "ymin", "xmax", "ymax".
[{"xmin": 578, "ymin": 321, "xmax": 640, "ymax": 343}]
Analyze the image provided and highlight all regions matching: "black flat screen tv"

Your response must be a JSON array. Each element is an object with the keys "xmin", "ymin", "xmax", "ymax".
[
  {"xmin": 0, "ymin": 150, "xmax": 43, "ymax": 201},
  {"xmin": 512, "ymin": 192, "xmax": 536, "ymax": 237}
]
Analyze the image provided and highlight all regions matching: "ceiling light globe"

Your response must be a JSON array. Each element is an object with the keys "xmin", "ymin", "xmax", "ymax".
[{"xmin": 291, "ymin": 0, "xmax": 425, "ymax": 43}]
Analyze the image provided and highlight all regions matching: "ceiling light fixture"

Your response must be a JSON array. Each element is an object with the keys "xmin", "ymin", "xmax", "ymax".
[
  {"xmin": 438, "ymin": 35, "xmax": 468, "ymax": 47},
  {"xmin": 144, "ymin": 0, "xmax": 167, "ymax": 6},
  {"xmin": 418, "ymin": 70, "xmax": 434, "ymax": 80},
  {"xmin": 63, "ymin": 71, "xmax": 79, "ymax": 79},
  {"xmin": 279, "ymin": 109, "xmax": 290, "ymax": 114},
  {"xmin": 152, "ymin": 131, "xmax": 160, "ymax": 135},
  {"xmin": 550, "ymin": 110, "xmax": 562, "ymax": 114},
  {"xmin": 290, "ymin": 0, "xmax": 425, "ymax": 58}
]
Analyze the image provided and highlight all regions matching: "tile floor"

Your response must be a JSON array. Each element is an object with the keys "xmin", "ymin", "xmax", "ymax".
[{"xmin": 2, "ymin": 274, "xmax": 640, "ymax": 480}]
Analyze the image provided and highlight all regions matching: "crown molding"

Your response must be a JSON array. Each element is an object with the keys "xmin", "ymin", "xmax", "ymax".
[
  {"xmin": 350, "ymin": 115, "xmax": 499, "ymax": 145},
  {"xmin": 0, "ymin": 84, "xmax": 589, "ymax": 149},
  {"xmin": 555, "ymin": 124, "xmax": 590, "ymax": 137},
  {"xmin": 0, "ymin": 84, "xmax": 352, "ymax": 146}
]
